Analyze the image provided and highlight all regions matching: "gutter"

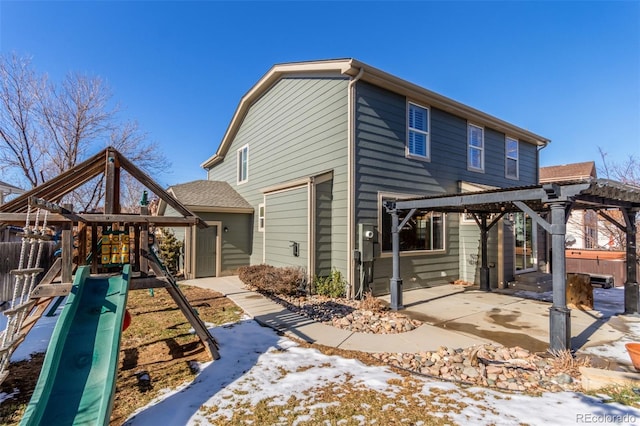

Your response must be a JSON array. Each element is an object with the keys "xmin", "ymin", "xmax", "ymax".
[
  {"xmin": 346, "ymin": 66, "xmax": 364, "ymax": 297},
  {"xmin": 536, "ymin": 141, "xmax": 551, "ymax": 184}
]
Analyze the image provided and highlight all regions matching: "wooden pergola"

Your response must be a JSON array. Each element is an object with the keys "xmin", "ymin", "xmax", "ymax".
[{"xmin": 384, "ymin": 179, "xmax": 640, "ymax": 352}]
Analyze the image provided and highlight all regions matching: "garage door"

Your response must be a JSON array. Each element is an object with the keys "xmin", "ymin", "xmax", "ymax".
[{"xmin": 265, "ymin": 186, "xmax": 308, "ymax": 270}]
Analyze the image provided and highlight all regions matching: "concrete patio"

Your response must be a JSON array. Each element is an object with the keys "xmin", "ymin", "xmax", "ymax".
[{"xmin": 185, "ymin": 276, "xmax": 627, "ymax": 361}]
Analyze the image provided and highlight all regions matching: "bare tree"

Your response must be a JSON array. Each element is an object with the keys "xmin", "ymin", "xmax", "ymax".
[
  {"xmin": 598, "ymin": 147, "xmax": 640, "ymax": 186},
  {"xmin": 39, "ymin": 72, "xmax": 113, "ymax": 177},
  {"xmin": 0, "ymin": 53, "xmax": 45, "ymax": 187},
  {"xmin": 0, "ymin": 53, "xmax": 169, "ymax": 211},
  {"xmin": 597, "ymin": 147, "xmax": 640, "ymax": 251}
]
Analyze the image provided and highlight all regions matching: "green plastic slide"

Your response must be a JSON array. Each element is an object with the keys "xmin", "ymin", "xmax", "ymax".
[{"xmin": 20, "ymin": 265, "xmax": 131, "ymax": 426}]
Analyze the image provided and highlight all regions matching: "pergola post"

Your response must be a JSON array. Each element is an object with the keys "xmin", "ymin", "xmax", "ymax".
[
  {"xmin": 623, "ymin": 208, "xmax": 639, "ymax": 314},
  {"xmin": 479, "ymin": 214, "xmax": 490, "ymax": 291},
  {"xmin": 389, "ymin": 205, "xmax": 404, "ymax": 310},
  {"xmin": 549, "ymin": 201, "xmax": 571, "ymax": 352}
]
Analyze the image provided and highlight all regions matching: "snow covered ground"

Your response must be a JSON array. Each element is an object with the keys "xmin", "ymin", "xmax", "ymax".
[
  {"xmin": 515, "ymin": 286, "xmax": 640, "ymax": 367},
  {"xmin": 123, "ymin": 318, "xmax": 640, "ymax": 426},
  {"xmin": 3, "ymin": 288, "xmax": 640, "ymax": 425}
]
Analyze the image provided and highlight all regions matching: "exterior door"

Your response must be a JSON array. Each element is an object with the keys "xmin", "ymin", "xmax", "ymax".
[
  {"xmin": 195, "ymin": 225, "xmax": 217, "ymax": 278},
  {"xmin": 514, "ymin": 212, "xmax": 536, "ymax": 272}
]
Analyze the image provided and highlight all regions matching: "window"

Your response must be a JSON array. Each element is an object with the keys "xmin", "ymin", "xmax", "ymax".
[
  {"xmin": 584, "ymin": 210, "xmax": 597, "ymax": 248},
  {"xmin": 381, "ymin": 197, "xmax": 445, "ymax": 252},
  {"xmin": 258, "ymin": 203, "xmax": 265, "ymax": 232},
  {"xmin": 468, "ymin": 124, "xmax": 484, "ymax": 171},
  {"xmin": 407, "ymin": 103, "xmax": 430, "ymax": 159},
  {"xmin": 506, "ymin": 137, "xmax": 519, "ymax": 179},
  {"xmin": 237, "ymin": 144, "xmax": 248, "ymax": 184}
]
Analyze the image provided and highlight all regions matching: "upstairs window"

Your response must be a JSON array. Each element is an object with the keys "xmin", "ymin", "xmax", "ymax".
[
  {"xmin": 468, "ymin": 124, "xmax": 484, "ymax": 172},
  {"xmin": 506, "ymin": 137, "xmax": 519, "ymax": 179},
  {"xmin": 407, "ymin": 103, "xmax": 430, "ymax": 159},
  {"xmin": 237, "ymin": 144, "xmax": 249, "ymax": 184}
]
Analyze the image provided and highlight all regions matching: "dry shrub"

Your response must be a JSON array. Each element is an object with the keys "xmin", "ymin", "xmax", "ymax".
[
  {"xmin": 238, "ymin": 264, "xmax": 306, "ymax": 296},
  {"xmin": 549, "ymin": 349, "xmax": 591, "ymax": 372},
  {"xmin": 359, "ymin": 291, "xmax": 385, "ymax": 312}
]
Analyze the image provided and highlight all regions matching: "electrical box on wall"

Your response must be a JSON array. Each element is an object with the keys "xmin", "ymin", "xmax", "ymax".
[{"xmin": 358, "ymin": 223, "xmax": 376, "ymax": 263}]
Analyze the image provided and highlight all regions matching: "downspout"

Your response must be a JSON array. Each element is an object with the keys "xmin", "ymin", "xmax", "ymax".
[
  {"xmin": 536, "ymin": 141, "xmax": 550, "ymax": 184},
  {"xmin": 537, "ymin": 141, "xmax": 550, "ymax": 272},
  {"xmin": 347, "ymin": 67, "xmax": 364, "ymax": 298}
]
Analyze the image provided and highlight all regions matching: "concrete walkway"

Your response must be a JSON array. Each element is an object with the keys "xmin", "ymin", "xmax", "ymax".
[
  {"xmin": 184, "ymin": 276, "xmax": 492, "ymax": 353},
  {"xmin": 184, "ymin": 276, "xmax": 624, "ymax": 355}
]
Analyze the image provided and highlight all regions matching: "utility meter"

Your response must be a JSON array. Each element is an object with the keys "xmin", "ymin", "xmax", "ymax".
[{"xmin": 358, "ymin": 223, "xmax": 376, "ymax": 263}]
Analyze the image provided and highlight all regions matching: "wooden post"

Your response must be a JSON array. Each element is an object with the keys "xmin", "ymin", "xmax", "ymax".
[
  {"xmin": 91, "ymin": 225, "xmax": 98, "ymax": 274},
  {"xmin": 133, "ymin": 224, "xmax": 140, "ymax": 273},
  {"xmin": 624, "ymin": 208, "xmax": 639, "ymax": 314},
  {"xmin": 144, "ymin": 250, "xmax": 220, "ymax": 360},
  {"xmin": 61, "ymin": 204, "xmax": 74, "ymax": 284},
  {"xmin": 77, "ymin": 222, "xmax": 87, "ymax": 267},
  {"xmin": 104, "ymin": 149, "xmax": 121, "ymax": 215},
  {"xmin": 139, "ymin": 206, "xmax": 149, "ymax": 276}
]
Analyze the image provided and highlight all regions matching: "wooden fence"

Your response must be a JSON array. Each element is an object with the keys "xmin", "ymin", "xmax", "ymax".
[{"xmin": 0, "ymin": 242, "xmax": 56, "ymax": 303}]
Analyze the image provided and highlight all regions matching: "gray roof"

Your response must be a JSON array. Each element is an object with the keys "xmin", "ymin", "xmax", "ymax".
[
  {"xmin": 0, "ymin": 180, "xmax": 24, "ymax": 193},
  {"xmin": 169, "ymin": 180, "xmax": 252, "ymax": 210}
]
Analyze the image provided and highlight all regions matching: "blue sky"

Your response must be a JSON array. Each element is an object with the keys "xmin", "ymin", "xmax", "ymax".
[{"xmin": 1, "ymin": 1, "xmax": 638, "ymax": 187}]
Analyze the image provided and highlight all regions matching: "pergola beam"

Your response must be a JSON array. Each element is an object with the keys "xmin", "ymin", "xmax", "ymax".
[{"xmin": 387, "ymin": 179, "xmax": 640, "ymax": 352}]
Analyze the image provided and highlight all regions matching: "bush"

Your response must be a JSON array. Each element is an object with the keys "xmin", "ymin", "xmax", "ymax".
[
  {"xmin": 358, "ymin": 291, "xmax": 385, "ymax": 312},
  {"xmin": 237, "ymin": 264, "xmax": 306, "ymax": 296},
  {"xmin": 314, "ymin": 269, "xmax": 346, "ymax": 298},
  {"xmin": 158, "ymin": 228, "xmax": 183, "ymax": 276}
]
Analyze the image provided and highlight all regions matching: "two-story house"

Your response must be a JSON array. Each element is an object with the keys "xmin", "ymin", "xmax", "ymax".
[{"xmin": 167, "ymin": 59, "xmax": 550, "ymax": 297}]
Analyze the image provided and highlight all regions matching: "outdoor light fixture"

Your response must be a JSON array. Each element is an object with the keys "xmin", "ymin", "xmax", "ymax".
[{"xmin": 224, "ymin": 227, "xmax": 229, "ymax": 233}]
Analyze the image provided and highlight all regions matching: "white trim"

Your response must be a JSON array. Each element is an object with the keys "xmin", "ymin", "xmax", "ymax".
[
  {"xmin": 262, "ymin": 178, "xmax": 310, "ymax": 194},
  {"xmin": 467, "ymin": 123, "xmax": 485, "ymax": 172},
  {"xmin": 186, "ymin": 206, "xmax": 254, "ymax": 214},
  {"xmin": 308, "ymin": 182, "xmax": 314, "ymax": 280},
  {"xmin": 262, "ymin": 195, "xmax": 266, "ymax": 263},
  {"xmin": 505, "ymin": 136, "xmax": 519, "ymax": 180},
  {"xmin": 237, "ymin": 144, "xmax": 249, "ymax": 185},
  {"xmin": 406, "ymin": 101, "xmax": 431, "ymax": 160},
  {"xmin": 347, "ymin": 68, "xmax": 364, "ymax": 295}
]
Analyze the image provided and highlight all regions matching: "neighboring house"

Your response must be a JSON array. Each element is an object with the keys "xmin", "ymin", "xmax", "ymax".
[
  {"xmin": 187, "ymin": 58, "xmax": 550, "ymax": 296},
  {"xmin": 0, "ymin": 180, "xmax": 24, "ymax": 206},
  {"xmin": 1, "ymin": 181, "xmax": 25, "ymax": 242},
  {"xmin": 540, "ymin": 161, "xmax": 603, "ymax": 249}
]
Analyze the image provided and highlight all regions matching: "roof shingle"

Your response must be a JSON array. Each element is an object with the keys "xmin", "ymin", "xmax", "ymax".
[
  {"xmin": 168, "ymin": 180, "xmax": 252, "ymax": 210},
  {"xmin": 539, "ymin": 161, "xmax": 597, "ymax": 183}
]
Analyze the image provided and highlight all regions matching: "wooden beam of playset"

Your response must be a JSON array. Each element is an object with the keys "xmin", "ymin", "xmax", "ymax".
[{"xmin": 0, "ymin": 212, "xmax": 199, "ymax": 226}]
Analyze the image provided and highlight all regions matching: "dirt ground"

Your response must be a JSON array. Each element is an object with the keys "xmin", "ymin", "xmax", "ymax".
[{"xmin": 0, "ymin": 285, "xmax": 243, "ymax": 425}]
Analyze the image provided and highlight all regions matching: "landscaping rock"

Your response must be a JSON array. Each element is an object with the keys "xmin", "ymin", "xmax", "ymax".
[
  {"xmin": 256, "ymin": 286, "xmax": 588, "ymax": 395},
  {"xmin": 371, "ymin": 343, "xmax": 587, "ymax": 394}
]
